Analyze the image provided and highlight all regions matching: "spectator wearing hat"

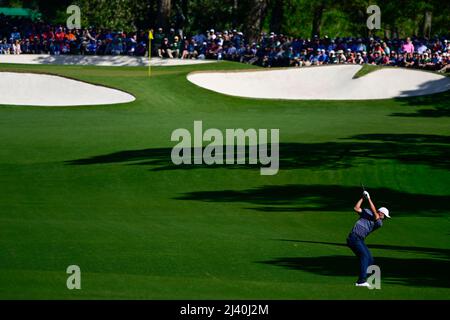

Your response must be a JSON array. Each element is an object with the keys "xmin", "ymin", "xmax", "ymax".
[
  {"xmin": 318, "ymin": 48, "xmax": 329, "ymax": 64},
  {"xmin": 355, "ymin": 52, "xmax": 364, "ymax": 64},
  {"xmin": 216, "ymin": 34, "xmax": 224, "ymax": 47},
  {"xmin": 346, "ymin": 49, "xmax": 355, "ymax": 64},
  {"xmin": 200, "ymin": 41, "xmax": 209, "ymax": 59},
  {"xmin": 10, "ymin": 27, "xmax": 21, "ymax": 42},
  {"xmin": 170, "ymin": 36, "xmax": 181, "ymax": 58},
  {"xmin": 309, "ymin": 48, "xmax": 319, "ymax": 65},
  {"xmin": 207, "ymin": 29, "xmax": 216, "ymax": 41},
  {"xmin": 327, "ymin": 50, "xmax": 337, "ymax": 64},
  {"xmin": 153, "ymin": 28, "xmax": 165, "ymax": 55},
  {"xmin": 158, "ymin": 38, "xmax": 172, "ymax": 58},
  {"xmin": 337, "ymin": 50, "xmax": 346, "ymax": 64},
  {"xmin": 438, "ymin": 53, "xmax": 450, "ymax": 73},
  {"xmin": 168, "ymin": 28, "xmax": 177, "ymax": 43}
]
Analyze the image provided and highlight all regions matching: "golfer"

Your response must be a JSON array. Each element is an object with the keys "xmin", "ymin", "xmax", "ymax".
[{"xmin": 347, "ymin": 191, "xmax": 390, "ymax": 287}]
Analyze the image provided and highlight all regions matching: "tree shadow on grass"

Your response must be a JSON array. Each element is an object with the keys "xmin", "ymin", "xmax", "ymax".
[
  {"xmin": 259, "ymin": 255, "xmax": 450, "ymax": 288},
  {"xmin": 391, "ymin": 89, "xmax": 450, "ymax": 118},
  {"xmin": 343, "ymin": 133, "xmax": 450, "ymax": 144},
  {"xmin": 66, "ymin": 133, "xmax": 450, "ymax": 171},
  {"xmin": 177, "ymin": 184, "xmax": 450, "ymax": 217}
]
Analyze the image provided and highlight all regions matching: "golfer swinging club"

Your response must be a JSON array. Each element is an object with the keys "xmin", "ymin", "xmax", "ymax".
[{"xmin": 347, "ymin": 190, "xmax": 390, "ymax": 287}]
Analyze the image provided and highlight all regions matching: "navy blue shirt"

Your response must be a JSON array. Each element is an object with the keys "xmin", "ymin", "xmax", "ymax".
[{"xmin": 351, "ymin": 208, "xmax": 383, "ymax": 239}]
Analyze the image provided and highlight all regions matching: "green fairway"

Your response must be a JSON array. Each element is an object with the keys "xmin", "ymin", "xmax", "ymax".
[{"xmin": 0, "ymin": 62, "xmax": 449, "ymax": 299}]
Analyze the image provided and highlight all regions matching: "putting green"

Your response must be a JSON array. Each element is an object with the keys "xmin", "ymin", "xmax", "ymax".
[{"xmin": 0, "ymin": 62, "xmax": 449, "ymax": 299}]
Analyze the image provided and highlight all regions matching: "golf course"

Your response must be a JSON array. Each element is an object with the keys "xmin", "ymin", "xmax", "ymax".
[{"xmin": 0, "ymin": 61, "xmax": 449, "ymax": 300}]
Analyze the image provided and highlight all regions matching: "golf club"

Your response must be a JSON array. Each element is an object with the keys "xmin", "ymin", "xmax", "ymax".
[{"xmin": 361, "ymin": 182, "xmax": 368, "ymax": 199}]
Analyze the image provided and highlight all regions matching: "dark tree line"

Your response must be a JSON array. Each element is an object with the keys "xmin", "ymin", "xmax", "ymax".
[{"xmin": 1, "ymin": 0, "xmax": 449, "ymax": 39}]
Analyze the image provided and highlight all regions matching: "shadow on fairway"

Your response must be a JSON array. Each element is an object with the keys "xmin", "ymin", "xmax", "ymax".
[
  {"xmin": 66, "ymin": 133, "xmax": 450, "ymax": 171},
  {"xmin": 392, "ymin": 89, "xmax": 450, "ymax": 118},
  {"xmin": 177, "ymin": 184, "xmax": 450, "ymax": 216},
  {"xmin": 259, "ymin": 255, "xmax": 450, "ymax": 288},
  {"xmin": 275, "ymin": 239, "xmax": 450, "ymax": 260},
  {"xmin": 343, "ymin": 133, "xmax": 450, "ymax": 144}
]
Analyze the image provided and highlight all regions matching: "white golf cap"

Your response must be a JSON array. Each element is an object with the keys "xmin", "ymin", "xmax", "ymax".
[{"xmin": 378, "ymin": 207, "xmax": 390, "ymax": 218}]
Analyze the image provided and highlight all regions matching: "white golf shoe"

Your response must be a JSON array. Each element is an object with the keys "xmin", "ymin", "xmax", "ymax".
[{"xmin": 355, "ymin": 282, "xmax": 371, "ymax": 288}]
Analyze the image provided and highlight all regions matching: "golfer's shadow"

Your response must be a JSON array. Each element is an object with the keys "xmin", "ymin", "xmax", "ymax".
[{"xmin": 259, "ymin": 240, "xmax": 450, "ymax": 288}]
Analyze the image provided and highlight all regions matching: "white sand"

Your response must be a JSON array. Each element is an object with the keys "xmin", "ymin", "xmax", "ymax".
[
  {"xmin": 187, "ymin": 65, "xmax": 450, "ymax": 100},
  {"xmin": 0, "ymin": 54, "xmax": 215, "ymax": 67},
  {"xmin": 0, "ymin": 72, "xmax": 135, "ymax": 106}
]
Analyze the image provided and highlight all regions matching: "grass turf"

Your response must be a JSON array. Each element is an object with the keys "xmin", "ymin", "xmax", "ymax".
[{"xmin": 0, "ymin": 62, "xmax": 449, "ymax": 299}]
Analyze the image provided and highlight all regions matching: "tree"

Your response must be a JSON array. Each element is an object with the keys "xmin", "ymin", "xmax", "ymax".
[
  {"xmin": 243, "ymin": 0, "xmax": 268, "ymax": 42},
  {"xmin": 157, "ymin": 0, "xmax": 171, "ymax": 29},
  {"xmin": 269, "ymin": 0, "xmax": 284, "ymax": 34},
  {"xmin": 183, "ymin": 0, "xmax": 234, "ymax": 34},
  {"xmin": 3, "ymin": 0, "xmax": 449, "ymax": 39},
  {"xmin": 232, "ymin": 0, "xmax": 239, "ymax": 27},
  {"xmin": 310, "ymin": 0, "xmax": 326, "ymax": 38},
  {"xmin": 67, "ymin": 0, "xmax": 155, "ymax": 31}
]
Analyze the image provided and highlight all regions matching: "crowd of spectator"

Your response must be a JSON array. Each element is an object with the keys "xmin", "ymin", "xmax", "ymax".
[
  {"xmin": 1, "ymin": 14, "xmax": 449, "ymax": 73},
  {"xmin": 0, "ymin": 16, "xmax": 149, "ymax": 56}
]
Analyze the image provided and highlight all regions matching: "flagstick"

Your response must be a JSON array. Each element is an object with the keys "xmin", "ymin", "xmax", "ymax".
[
  {"xmin": 148, "ymin": 30, "xmax": 153, "ymax": 77},
  {"xmin": 148, "ymin": 39, "xmax": 152, "ymax": 77}
]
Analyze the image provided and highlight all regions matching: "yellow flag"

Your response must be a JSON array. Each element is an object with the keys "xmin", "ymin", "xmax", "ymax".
[{"xmin": 148, "ymin": 29, "xmax": 153, "ymax": 77}]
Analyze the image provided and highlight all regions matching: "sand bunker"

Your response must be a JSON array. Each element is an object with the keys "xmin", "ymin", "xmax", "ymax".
[
  {"xmin": 187, "ymin": 65, "xmax": 450, "ymax": 100},
  {"xmin": 0, "ymin": 54, "xmax": 215, "ymax": 67},
  {"xmin": 0, "ymin": 72, "xmax": 135, "ymax": 106}
]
